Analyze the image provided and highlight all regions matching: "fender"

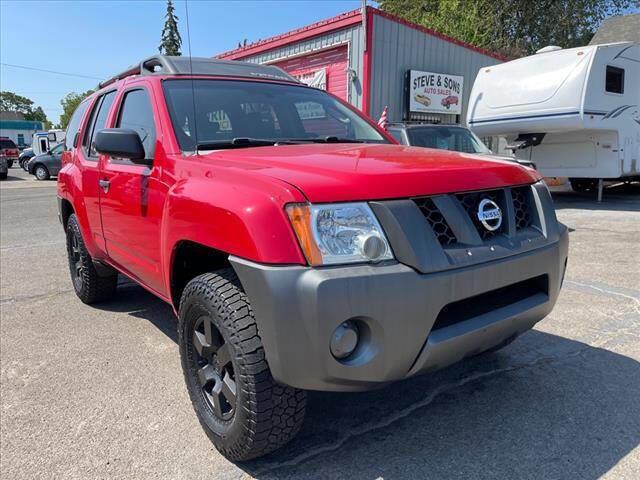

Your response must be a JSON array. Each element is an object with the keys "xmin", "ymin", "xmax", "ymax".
[
  {"xmin": 160, "ymin": 167, "xmax": 309, "ymax": 296},
  {"xmin": 57, "ymin": 161, "xmax": 107, "ymax": 259}
]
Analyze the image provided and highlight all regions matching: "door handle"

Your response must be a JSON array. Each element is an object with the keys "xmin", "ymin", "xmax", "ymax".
[{"xmin": 99, "ymin": 179, "xmax": 110, "ymax": 193}]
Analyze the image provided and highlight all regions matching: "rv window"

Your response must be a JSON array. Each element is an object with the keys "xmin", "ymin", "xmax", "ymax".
[{"xmin": 605, "ymin": 66, "xmax": 624, "ymax": 94}]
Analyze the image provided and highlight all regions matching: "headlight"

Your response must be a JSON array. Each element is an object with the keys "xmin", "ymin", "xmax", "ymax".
[{"xmin": 286, "ymin": 202, "xmax": 393, "ymax": 266}]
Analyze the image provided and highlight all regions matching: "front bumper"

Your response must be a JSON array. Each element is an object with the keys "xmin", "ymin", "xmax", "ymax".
[{"xmin": 231, "ymin": 224, "xmax": 568, "ymax": 392}]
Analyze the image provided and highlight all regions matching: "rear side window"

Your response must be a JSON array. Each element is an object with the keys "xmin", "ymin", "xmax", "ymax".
[
  {"xmin": 64, "ymin": 99, "xmax": 90, "ymax": 151},
  {"xmin": 116, "ymin": 89, "xmax": 156, "ymax": 159},
  {"xmin": 387, "ymin": 129, "xmax": 406, "ymax": 144},
  {"xmin": 83, "ymin": 91, "xmax": 116, "ymax": 159},
  {"xmin": 605, "ymin": 66, "xmax": 624, "ymax": 94}
]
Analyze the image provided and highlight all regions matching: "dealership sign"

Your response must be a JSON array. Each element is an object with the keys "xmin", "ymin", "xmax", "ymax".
[{"xmin": 408, "ymin": 70, "xmax": 464, "ymax": 115}]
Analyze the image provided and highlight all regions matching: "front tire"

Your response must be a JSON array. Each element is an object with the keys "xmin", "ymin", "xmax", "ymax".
[
  {"xmin": 34, "ymin": 164, "xmax": 50, "ymax": 181},
  {"xmin": 66, "ymin": 214, "xmax": 118, "ymax": 304},
  {"xmin": 178, "ymin": 269, "xmax": 306, "ymax": 461}
]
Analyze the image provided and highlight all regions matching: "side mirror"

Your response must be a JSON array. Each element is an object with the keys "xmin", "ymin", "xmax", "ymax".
[{"xmin": 94, "ymin": 128, "xmax": 150, "ymax": 165}]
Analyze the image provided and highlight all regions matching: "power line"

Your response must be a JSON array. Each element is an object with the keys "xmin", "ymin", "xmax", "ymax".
[{"xmin": 1, "ymin": 63, "xmax": 102, "ymax": 80}]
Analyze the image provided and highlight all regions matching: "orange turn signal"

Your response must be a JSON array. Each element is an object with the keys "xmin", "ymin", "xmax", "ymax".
[{"xmin": 286, "ymin": 204, "xmax": 323, "ymax": 266}]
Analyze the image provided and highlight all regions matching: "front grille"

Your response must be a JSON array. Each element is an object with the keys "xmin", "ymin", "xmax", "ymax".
[
  {"xmin": 456, "ymin": 189, "xmax": 505, "ymax": 240},
  {"xmin": 413, "ymin": 185, "xmax": 536, "ymax": 247},
  {"xmin": 432, "ymin": 275, "xmax": 549, "ymax": 331},
  {"xmin": 512, "ymin": 187, "xmax": 532, "ymax": 230},
  {"xmin": 414, "ymin": 197, "xmax": 457, "ymax": 245}
]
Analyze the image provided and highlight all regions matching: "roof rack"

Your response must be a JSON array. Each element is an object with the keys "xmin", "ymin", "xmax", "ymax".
[{"xmin": 99, "ymin": 55, "xmax": 300, "ymax": 89}]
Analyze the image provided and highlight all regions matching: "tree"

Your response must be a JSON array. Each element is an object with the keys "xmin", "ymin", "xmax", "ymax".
[
  {"xmin": 159, "ymin": 0, "xmax": 182, "ymax": 56},
  {"xmin": 59, "ymin": 89, "xmax": 94, "ymax": 129},
  {"xmin": 378, "ymin": 0, "xmax": 637, "ymax": 57},
  {"xmin": 0, "ymin": 91, "xmax": 50, "ymax": 126}
]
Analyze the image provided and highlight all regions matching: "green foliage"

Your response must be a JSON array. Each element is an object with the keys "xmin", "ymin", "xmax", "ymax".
[
  {"xmin": 159, "ymin": 0, "xmax": 182, "ymax": 56},
  {"xmin": 59, "ymin": 90, "xmax": 95, "ymax": 129},
  {"xmin": 0, "ymin": 91, "xmax": 50, "ymax": 126},
  {"xmin": 378, "ymin": 0, "xmax": 637, "ymax": 57}
]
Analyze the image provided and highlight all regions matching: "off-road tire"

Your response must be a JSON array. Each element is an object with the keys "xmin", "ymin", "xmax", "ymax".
[
  {"xmin": 66, "ymin": 214, "xmax": 118, "ymax": 304},
  {"xmin": 178, "ymin": 269, "xmax": 306, "ymax": 461},
  {"xmin": 34, "ymin": 164, "xmax": 50, "ymax": 181}
]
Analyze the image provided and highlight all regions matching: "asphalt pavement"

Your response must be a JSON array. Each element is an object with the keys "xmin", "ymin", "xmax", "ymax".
[{"xmin": 1, "ymin": 167, "xmax": 639, "ymax": 479}]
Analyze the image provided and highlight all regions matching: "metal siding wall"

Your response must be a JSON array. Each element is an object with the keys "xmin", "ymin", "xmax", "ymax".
[
  {"xmin": 239, "ymin": 25, "xmax": 365, "ymax": 109},
  {"xmin": 370, "ymin": 14, "xmax": 502, "ymax": 124}
]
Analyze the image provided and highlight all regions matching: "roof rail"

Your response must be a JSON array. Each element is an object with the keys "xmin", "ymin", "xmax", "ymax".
[
  {"xmin": 99, "ymin": 55, "xmax": 177, "ymax": 88},
  {"xmin": 98, "ymin": 55, "xmax": 300, "ymax": 89}
]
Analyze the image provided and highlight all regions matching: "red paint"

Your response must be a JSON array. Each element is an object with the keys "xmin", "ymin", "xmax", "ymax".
[
  {"xmin": 274, "ymin": 46, "xmax": 349, "ymax": 100},
  {"xmin": 362, "ymin": 8, "xmax": 374, "ymax": 116},
  {"xmin": 216, "ymin": 7, "xmax": 508, "ymax": 64},
  {"xmin": 217, "ymin": 9, "xmax": 363, "ymax": 60},
  {"xmin": 58, "ymin": 74, "xmax": 537, "ymax": 311}
]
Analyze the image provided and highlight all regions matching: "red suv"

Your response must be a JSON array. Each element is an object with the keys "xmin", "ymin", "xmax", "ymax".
[
  {"xmin": 58, "ymin": 56, "xmax": 568, "ymax": 461},
  {"xmin": 0, "ymin": 137, "xmax": 19, "ymax": 170}
]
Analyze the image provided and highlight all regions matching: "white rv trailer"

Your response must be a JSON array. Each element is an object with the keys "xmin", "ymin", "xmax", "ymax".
[
  {"xmin": 31, "ymin": 128, "xmax": 66, "ymax": 155},
  {"xmin": 467, "ymin": 42, "xmax": 639, "ymax": 198}
]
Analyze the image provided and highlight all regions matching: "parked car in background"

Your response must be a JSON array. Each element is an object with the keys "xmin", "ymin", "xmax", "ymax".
[
  {"xmin": 28, "ymin": 143, "xmax": 63, "ymax": 180},
  {"xmin": 19, "ymin": 147, "xmax": 35, "ymax": 170},
  {"xmin": 387, "ymin": 122, "xmax": 536, "ymax": 169},
  {"xmin": 0, "ymin": 157, "xmax": 7, "ymax": 180},
  {"xmin": 0, "ymin": 137, "xmax": 20, "ymax": 169},
  {"xmin": 58, "ymin": 55, "xmax": 567, "ymax": 461}
]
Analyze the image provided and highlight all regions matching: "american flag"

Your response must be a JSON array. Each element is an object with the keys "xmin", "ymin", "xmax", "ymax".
[{"xmin": 377, "ymin": 106, "xmax": 388, "ymax": 130}]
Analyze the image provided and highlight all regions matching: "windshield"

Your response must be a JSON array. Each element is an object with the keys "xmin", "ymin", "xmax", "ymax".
[
  {"xmin": 407, "ymin": 126, "xmax": 491, "ymax": 154},
  {"xmin": 162, "ymin": 79, "xmax": 387, "ymax": 151}
]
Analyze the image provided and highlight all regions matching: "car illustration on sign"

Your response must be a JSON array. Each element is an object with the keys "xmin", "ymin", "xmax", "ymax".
[
  {"xmin": 441, "ymin": 95, "xmax": 459, "ymax": 108},
  {"xmin": 414, "ymin": 93, "xmax": 432, "ymax": 106}
]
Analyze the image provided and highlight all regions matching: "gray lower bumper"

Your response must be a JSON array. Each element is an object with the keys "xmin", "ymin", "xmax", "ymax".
[{"xmin": 231, "ymin": 226, "xmax": 568, "ymax": 392}]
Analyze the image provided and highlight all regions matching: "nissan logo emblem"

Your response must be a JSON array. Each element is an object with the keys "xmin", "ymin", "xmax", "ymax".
[{"xmin": 477, "ymin": 199, "xmax": 502, "ymax": 231}]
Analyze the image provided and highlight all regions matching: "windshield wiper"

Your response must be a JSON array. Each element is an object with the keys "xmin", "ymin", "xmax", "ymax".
[
  {"xmin": 196, "ymin": 137, "xmax": 303, "ymax": 150},
  {"xmin": 288, "ymin": 136, "xmax": 367, "ymax": 144}
]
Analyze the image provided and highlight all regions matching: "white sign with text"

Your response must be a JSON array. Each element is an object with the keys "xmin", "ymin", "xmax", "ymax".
[{"xmin": 409, "ymin": 70, "xmax": 464, "ymax": 115}]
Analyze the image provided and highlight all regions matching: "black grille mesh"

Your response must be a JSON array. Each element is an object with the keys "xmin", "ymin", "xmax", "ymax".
[
  {"xmin": 512, "ymin": 187, "xmax": 532, "ymax": 230},
  {"xmin": 414, "ymin": 197, "xmax": 457, "ymax": 245}
]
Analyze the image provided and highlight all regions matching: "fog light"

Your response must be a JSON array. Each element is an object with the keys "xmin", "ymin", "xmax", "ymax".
[
  {"xmin": 330, "ymin": 321, "xmax": 359, "ymax": 360},
  {"xmin": 355, "ymin": 233, "xmax": 387, "ymax": 261}
]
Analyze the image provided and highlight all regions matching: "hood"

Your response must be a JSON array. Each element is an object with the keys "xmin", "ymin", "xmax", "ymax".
[{"xmin": 200, "ymin": 143, "xmax": 540, "ymax": 203}]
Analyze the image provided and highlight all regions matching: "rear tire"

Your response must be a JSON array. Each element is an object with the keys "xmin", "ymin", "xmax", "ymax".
[
  {"xmin": 0, "ymin": 172, "xmax": 7, "ymax": 180},
  {"xmin": 7, "ymin": 160, "xmax": 13, "ymax": 169},
  {"xmin": 34, "ymin": 164, "xmax": 50, "ymax": 181},
  {"xmin": 569, "ymin": 178, "xmax": 597, "ymax": 193},
  {"xmin": 66, "ymin": 214, "xmax": 118, "ymax": 304},
  {"xmin": 178, "ymin": 269, "xmax": 306, "ymax": 461}
]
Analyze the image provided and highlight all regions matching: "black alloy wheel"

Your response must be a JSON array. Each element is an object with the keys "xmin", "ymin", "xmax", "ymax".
[{"xmin": 192, "ymin": 315, "xmax": 237, "ymax": 421}]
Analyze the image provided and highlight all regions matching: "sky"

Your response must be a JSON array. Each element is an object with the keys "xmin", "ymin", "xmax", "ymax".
[{"xmin": 0, "ymin": 0, "xmax": 364, "ymax": 124}]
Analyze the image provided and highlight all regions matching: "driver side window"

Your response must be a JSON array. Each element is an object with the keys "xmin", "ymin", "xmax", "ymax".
[{"xmin": 116, "ymin": 89, "xmax": 156, "ymax": 159}]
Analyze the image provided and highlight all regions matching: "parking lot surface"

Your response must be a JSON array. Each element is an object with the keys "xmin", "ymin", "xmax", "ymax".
[{"xmin": 1, "ymin": 168, "xmax": 639, "ymax": 479}]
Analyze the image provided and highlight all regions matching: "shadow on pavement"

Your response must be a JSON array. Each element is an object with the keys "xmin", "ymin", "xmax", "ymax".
[
  {"xmin": 551, "ymin": 182, "xmax": 640, "ymax": 212},
  {"xmin": 94, "ymin": 283, "xmax": 639, "ymax": 479},
  {"xmin": 241, "ymin": 330, "xmax": 639, "ymax": 479},
  {"xmin": 97, "ymin": 281, "xmax": 178, "ymax": 343}
]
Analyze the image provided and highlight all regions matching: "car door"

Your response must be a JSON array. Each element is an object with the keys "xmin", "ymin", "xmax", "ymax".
[
  {"xmin": 76, "ymin": 91, "xmax": 117, "ymax": 255},
  {"xmin": 48, "ymin": 143, "xmax": 64, "ymax": 175},
  {"xmin": 98, "ymin": 85, "xmax": 168, "ymax": 295}
]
